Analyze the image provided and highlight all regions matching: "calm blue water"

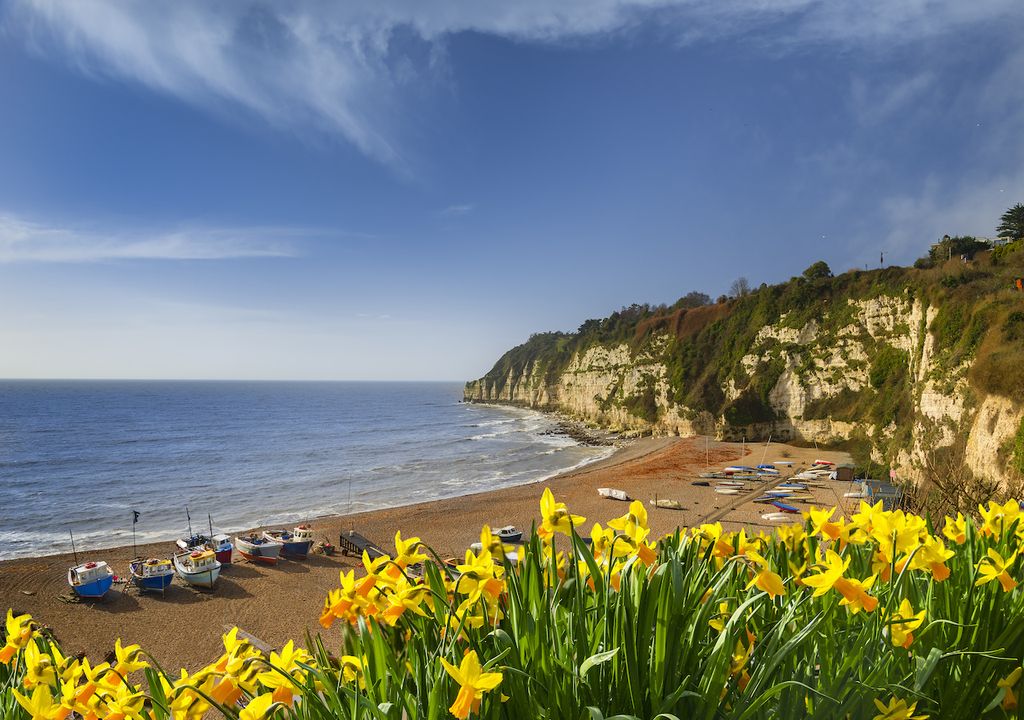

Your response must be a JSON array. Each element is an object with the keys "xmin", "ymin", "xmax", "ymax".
[{"xmin": 0, "ymin": 381, "xmax": 612, "ymax": 560}]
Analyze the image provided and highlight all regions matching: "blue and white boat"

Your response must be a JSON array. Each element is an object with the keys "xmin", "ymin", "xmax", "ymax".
[
  {"xmin": 67, "ymin": 560, "xmax": 114, "ymax": 599},
  {"xmin": 129, "ymin": 558, "xmax": 174, "ymax": 594},
  {"xmin": 264, "ymin": 524, "xmax": 315, "ymax": 560}
]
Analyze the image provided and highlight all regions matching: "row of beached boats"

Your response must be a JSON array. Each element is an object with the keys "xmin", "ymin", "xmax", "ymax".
[{"xmin": 65, "ymin": 516, "xmax": 319, "ymax": 600}]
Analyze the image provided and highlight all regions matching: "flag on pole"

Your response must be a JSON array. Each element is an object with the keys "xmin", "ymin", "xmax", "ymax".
[{"xmin": 133, "ymin": 510, "xmax": 140, "ymax": 524}]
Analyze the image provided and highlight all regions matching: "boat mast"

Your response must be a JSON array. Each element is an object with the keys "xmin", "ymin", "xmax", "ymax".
[
  {"xmin": 186, "ymin": 506, "xmax": 193, "ymax": 539},
  {"xmin": 208, "ymin": 513, "xmax": 214, "ymax": 539}
]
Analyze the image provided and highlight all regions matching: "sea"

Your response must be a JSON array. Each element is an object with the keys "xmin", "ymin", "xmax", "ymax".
[{"xmin": 0, "ymin": 381, "xmax": 614, "ymax": 561}]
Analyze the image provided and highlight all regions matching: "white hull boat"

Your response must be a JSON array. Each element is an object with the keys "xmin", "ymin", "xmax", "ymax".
[
  {"xmin": 173, "ymin": 549, "xmax": 221, "ymax": 589},
  {"xmin": 598, "ymin": 488, "xmax": 630, "ymax": 501}
]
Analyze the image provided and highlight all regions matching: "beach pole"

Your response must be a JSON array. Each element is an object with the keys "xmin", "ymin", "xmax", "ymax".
[
  {"xmin": 347, "ymin": 478, "xmax": 353, "ymax": 531},
  {"xmin": 706, "ymin": 435, "xmax": 709, "ymax": 468},
  {"xmin": 69, "ymin": 531, "xmax": 79, "ymax": 565},
  {"xmin": 186, "ymin": 506, "xmax": 193, "ymax": 539},
  {"xmin": 132, "ymin": 510, "xmax": 138, "ymax": 559},
  {"xmin": 208, "ymin": 513, "xmax": 214, "ymax": 540}
]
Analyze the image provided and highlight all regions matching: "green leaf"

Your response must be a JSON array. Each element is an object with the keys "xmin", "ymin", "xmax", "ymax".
[{"xmin": 580, "ymin": 648, "xmax": 620, "ymax": 678}]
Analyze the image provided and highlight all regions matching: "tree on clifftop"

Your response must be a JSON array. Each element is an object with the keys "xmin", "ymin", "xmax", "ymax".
[
  {"xmin": 802, "ymin": 261, "xmax": 833, "ymax": 281},
  {"xmin": 997, "ymin": 203, "xmax": 1024, "ymax": 241}
]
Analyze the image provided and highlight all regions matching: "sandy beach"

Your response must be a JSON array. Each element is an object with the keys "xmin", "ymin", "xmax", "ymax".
[{"xmin": 0, "ymin": 435, "xmax": 851, "ymax": 671}]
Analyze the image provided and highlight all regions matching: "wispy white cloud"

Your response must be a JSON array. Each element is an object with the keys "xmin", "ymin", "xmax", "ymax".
[
  {"xmin": 0, "ymin": 212, "xmax": 300, "ymax": 263},
  {"xmin": 5, "ymin": 0, "xmax": 1019, "ymax": 168},
  {"xmin": 440, "ymin": 203, "xmax": 474, "ymax": 217}
]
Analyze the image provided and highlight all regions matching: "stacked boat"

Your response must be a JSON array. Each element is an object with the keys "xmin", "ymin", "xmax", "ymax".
[{"xmin": 264, "ymin": 524, "xmax": 314, "ymax": 560}]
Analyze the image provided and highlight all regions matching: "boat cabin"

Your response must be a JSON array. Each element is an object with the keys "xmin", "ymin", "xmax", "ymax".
[
  {"xmin": 70, "ymin": 561, "xmax": 111, "ymax": 585},
  {"xmin": 137, "ymin": 558, "xmax": 172, "ymax": 576},
  {"xmin": 291, "ymin": 525, "xmax": 314, "ymax": 542},
  {"xmin": 211, "ymin": 533, "xmax": 232, "ymax": 550},
  {"xmin": 184, "ymin": 549, "xmax": 218, "ymax": 569}
]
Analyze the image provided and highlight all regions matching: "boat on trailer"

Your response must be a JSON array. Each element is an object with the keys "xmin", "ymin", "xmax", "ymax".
[
  {"xmin": 129, "ymin": 558, "xmax": 174, "ymax": 594},
  {"xmin": 236, "ymin": 533, "xmax": 283, "ymax": 564},
  {"xmin": 68, "ymin": 560, "xmax": 114, "ymax": 599},
  {"xmin": 264, "ymin": 524, "xmax": 315, "ymax": 559},
  {"xmin": 173, "ymin": 548, "xmax": 221, "ymax": 589}
]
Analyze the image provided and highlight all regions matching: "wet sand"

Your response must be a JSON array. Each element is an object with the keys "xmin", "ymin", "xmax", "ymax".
[{"xmin": 0, "ymin": 435, "xmax": 851, "ymax": 671}]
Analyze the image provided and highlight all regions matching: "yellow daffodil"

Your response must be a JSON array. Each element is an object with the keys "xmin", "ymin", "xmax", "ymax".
[
  {"xmin": 885, "ymin": 598, "xmax": 925, "ymax": 648},
  {"xmin": 96, "ymin": 681, "xmax": 145, "ymax": 720},
  {"xmin": 709, "ymin": 601, "xmax": 730, "ymax": 633},
  {"xmin": 801, "ymin": 550, "xmax": 850, "ymax": 597},
  {"xmin": 340, "ymin": 655, "xmax": 365, "ymax": 687},
  {"xmin": 976, "ymin": 548, "xmax": 1018, "ymax": 592},
  {"xmin": 942, "ymin": 513, "xmax": 967, "ymax": 544},
  {"xmin": 13, "ymin": 684, "xmax": 62, "ymax": 720},
  {"xmin": 872, "ymin": 696, "xmax": 928, "ymax": 719},
  {"xmin": 108, "ymin": 639, "xmax": 148, "ymax": 684},
  {"xmin": 538, "ymin": 488, "xmax": 585, "ymax": 539},
  {"xmin": 745, "ymin": 551, "xmax": 785, "ymax": 598},
  {"xmin": 22, "ymin": 640, "xmax": 59, "ymax": 689},
  {"xmin": 837, "ymin": 574, "xmax": 878, "ymax": 614},
  {"xmin": 1, "ymin": 609, "xmax": 36, "ymax": 664},
  {"xmin": 979, "ymin": 499, "xmax": 1021, "ymax": 538},
  {"xmin": 239, "ymin": 693, "xmax": 279, "ymax": 720},
  {"xmin": 440, "ymin": 650, "xmax": 503, "ymax": 719},
  {"xmin": 998, "ymin": 667, "xmax": 1022, "ymax": 711}
]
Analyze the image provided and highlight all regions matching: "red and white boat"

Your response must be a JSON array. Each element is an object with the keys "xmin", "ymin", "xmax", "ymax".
[{"xmin": 235, "ymin": 533, "xmax": 283, "ymax": 565}]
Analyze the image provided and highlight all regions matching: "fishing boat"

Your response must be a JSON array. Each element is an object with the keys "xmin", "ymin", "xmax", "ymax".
[
  {"xmin": 175, "ymin": 533, "xmax": 211, "ymax": 552},
  {"xmin": 67, "ymin": 560, "xmax": 115, "ymax": 599},
  {"xmin": 129, "ymin": 558, "xmax": 174, "ymax": 594},
  {"xmin": 264, "ymin": 524, "xmax": 315, "ymax": 559},
  {"xmin": 210, "ymin": 534, "xmax": 233, "ymax": 565},
  {"xmin": 173, "ymin": 549, "xmax": 220, "ymax": 589},
  {"xmin": 598, "ymin": 488, "xmax": 630, "ymax": 502},
  {"xmin": 650, "ymin": 498, "xmax": 684, "ymax": 510},
  {"xmin": 236, "ymin": 533, "xmax": 283, "ymax": 565},
  {"xmin": 495, "ymin": 525, "xmax": 523, "ymax": 543}
]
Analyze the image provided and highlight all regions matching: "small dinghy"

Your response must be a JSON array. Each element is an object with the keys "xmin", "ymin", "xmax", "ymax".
[
  {"xmin": 494, "ymin": 525, "xmax": 523, "ymax": 543},
  {"xmin": 692, "ymin": 481, "xmax": 711, "ymax": 487},
  {"xmin": 761, "ymin": 512, "xmax": 791, "ymax": 522},
  {"xmin": 724, "ymin": 465, "xmax": 756, "ymax": 473},
  {"xmin": 776, "ymin": 483, "xmax": 807, "ymax": 490},
  {"xmin": 812, "ymin": 460, "xmax": 835, "ymax": 467},
  {"xmin": 264, "ymin": 525, "xmax": 315, "ymax": 559},
  {"xmin": 598, "ymin": 488, "xmax": 630, "ymax": 502},
  {"xmin": 714, "ymin": 487, "xmax": 741, "ymax": 495},
  {"xmin": 236, "ymin": 533, "xmax": 283, "ymax": 564},
  {"xmin": 650, "ymin": 498, "xmax": 684, "ymax": 510},
  {"xmin": 129, "ymin": 558, "xmax": 174, "ymax": 594},
  {"xmin": 68, "ymin": 560, "xmax": 114, "ymax": 599},
  {"xmin": 771, "ymin": 500, "xmax": 800, "ymax": 513},
  {"xmin": 173, "ymin": 549, "xmax": 221, "ymax": 589},
  {"xmin": 716, "ymin": 480, "xmax": 745, "ymax": 487}
]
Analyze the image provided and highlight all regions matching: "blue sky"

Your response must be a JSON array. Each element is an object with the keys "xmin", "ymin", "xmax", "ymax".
[{"xmin": 1, "ymin": 1, "xmax": 1023, "ymax": 380}]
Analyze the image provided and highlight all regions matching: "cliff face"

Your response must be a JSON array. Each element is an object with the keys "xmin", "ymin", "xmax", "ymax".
[{"xmin": 465, "ymin": 261, "xmax": 1024, "ymax": 486}]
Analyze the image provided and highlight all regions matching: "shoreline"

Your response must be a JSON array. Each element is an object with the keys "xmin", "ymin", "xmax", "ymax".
[{"xmin": 0, "ymin": 435, "xmax": 851, "ymax": 670}]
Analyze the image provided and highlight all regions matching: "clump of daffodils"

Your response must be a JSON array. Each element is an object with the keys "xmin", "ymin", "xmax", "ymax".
[{"xmin": 2, "ymin": 491, "xmax": 1022, "ymax": 719}]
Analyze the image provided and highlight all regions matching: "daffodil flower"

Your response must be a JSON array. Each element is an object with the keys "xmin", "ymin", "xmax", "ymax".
[
  {"xmin": 998, "ymin": 667, "xmax": 1022, "ymax": 711},
  {"xmin": 976, "ymin": 548, "xmax": 1018, "ymax": 592},
  {"xmin": 884, "ymin": 598, "xmax": 925, "ymax": 648},
  {"xmin": 440, "ymin": 650, "xmax": 503, "ymax": 719},
  {"xmin": 538, "ymin": 488, "xmax": 585, "ymax": 539},
  {"xmin": 1, "ymin": 609, "xmax": 36, "ymax": 664},
  {"xmin": 872, "ymin": 696, "xmax": 928, "ymax": 719},
  {"xmin": 745, "ymin": 551, "xmax": 785, "ymax": 598},
  {"xmin": 12, "ymin": 684, "xmax": 62, "ymax": 720},
  {"xmin": 239, "ymin": 692, "xmax": 279, "ymax": 720}
]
